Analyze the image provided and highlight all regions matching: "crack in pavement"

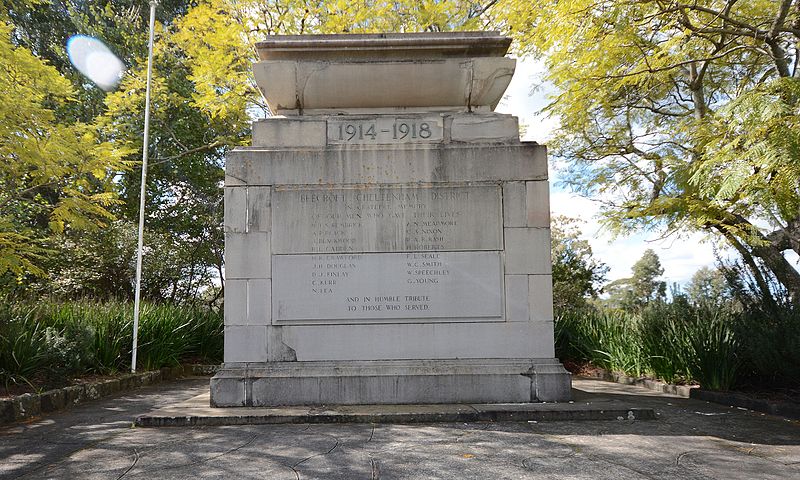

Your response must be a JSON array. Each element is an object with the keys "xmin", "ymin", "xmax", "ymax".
[
  {"xmin": 116, "ymin": 448, "xmax": 139, "ymax": 480},
  {"xmin": 370, "ymin": 457, "xmax": 380, "ymax": 480},
  {"xmin": 14, "ymin": 432, "xmax": 125, "ymax": 479},
  {"xmin": 521, "ymin": 452, "xmax": 576, "ymax": 471},
  {"xmin": 152, "ymin": 433, "xmax": 260, "ymax": 473},
  {"xmin": 290, "ymin": 435, "xmax": 341, "ymax": 480},
  {"xmin": 590, "ymin": 454, "xmax": 662, "ymax": 480},
  {"xmin": 675, "ymin": 450, "xmax": 693, "ymax": 466}
]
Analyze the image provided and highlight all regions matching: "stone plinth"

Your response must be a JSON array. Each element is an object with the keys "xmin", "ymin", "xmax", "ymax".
[
  {"xmin": 212, "ymin": 32, "xmax": 571, "ymax": 407},
  {"xmin": 252, "ymin": 32, "xmax": 514, "ymax": 114}
]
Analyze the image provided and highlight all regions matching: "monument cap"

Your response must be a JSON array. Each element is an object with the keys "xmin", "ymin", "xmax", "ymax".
[
  {"xmin": 252, "ymin": 31, "xmax": 516, "ymax": 114},
  {"xmin": 255, "ymin": 31, "xmax": 512, "ymax": 61}
]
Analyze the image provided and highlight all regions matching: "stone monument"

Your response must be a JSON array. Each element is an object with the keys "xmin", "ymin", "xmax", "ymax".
[{"xmin": 211, "ymin": 32, "xmax": 572, "ymax": 406}]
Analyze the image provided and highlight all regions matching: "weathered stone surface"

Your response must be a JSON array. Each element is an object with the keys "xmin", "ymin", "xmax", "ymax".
[
  {"xmin": 503, "ymin": 181, "xmax": 527, "ymax": 227},
  {"xmin": 504, "ymin": 227, "xmax": 552, "ymax": 275},
  {"xmin": 503, "ymin": 180, "xmax": 550, "ymax": 228},
  {"xmin": 256, "ymin": 32, "xmax": 512, "ymax": 61},
  {"xmin": 529, "ymin": 274, "xmax": 554, "ymax": 322},
  {"xmin": 265, "ymin": 325, "xmax": 297, "ymax": 361},
  {"xmin": 224, "ymin": 279, "xmax": 247, "ymax": 325},
  {"xmin": 272, "ymin": 251, "xmax": 503, "ymax": 323},
  {"xmin": 215, "ymin": 32, "xmax": 566, "ymax": 407},
  {"xmin": 526, "ymin": 181, "xmax": 550, "ymax": 228},
  {"xmin": 223, "ymin": 326, "xmax": 267, "ymax": 363},
  {"xmin": 40, "ymin": 389, "xmax": 67, "ymax": 413},
  {"xmin": 223, "ymin": 187, "xmax": 246, "ymax": 233},
  {"xmin": 225, "ymin": 143, "xmax": 547, "ymax": 186},
  {"xmin": 225, "ymin": 279, "xmax": 271, "ymax": 326},
  {"xmin": 505, "ymin": 274, "xmax": 529, "ymax": 322},
  {"xmin": 211, "ymin": 359, "xmax": 567, "ymax": 406},
  {"xmin": 451, "ymin": 114, "xmax": 519, "ymax": 143},
  {"xmin": 252, "ymin": 117, "xmax": 326, "ymax": 147},
  {"xmin": 275, "ymin": 321, "xmax": 555, "ymax": 360},
  {"xmin": 271, "ymin": 185, "xmax": 502, "ymax": 254},
  {"xmin": 13, "ymin": 394, "xmax": 40, "ymax": 421},
  {"xmin": 224, "ymin": 232, "xmax": 270, "ymax": 279},
  {"xmin": 0, "ymin": 399, "xmax": 13, "ymax": 424},
  {"xmin": 530, "ymin": 361, "xmax": 573, "ymax": 402},
  {"xmin": 246, "ymin": 186, "xmax": 271, "ymax": 232},
  {"xmin": 253, "ymin": 57, "xmax": 515, "ymax": 114},
  {"xmin": 247, "ymin": 279, "xmax": 271, "ymax": 326},
  {"xmin": 209, "ymin": 371, "xmax": 247, "ymax": 407}
]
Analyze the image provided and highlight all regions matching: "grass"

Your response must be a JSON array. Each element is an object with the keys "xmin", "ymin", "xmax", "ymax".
[
  {"xmin": 0, "ymin": 300, "xmax": 222, "ymax": 390},
  {"xmin": 554, "ymin": 302, "xmax": 780, "ymax": 391},
  {"xmin": 556, "ymin": 309, "xmax": 646, "ymax": 377}
]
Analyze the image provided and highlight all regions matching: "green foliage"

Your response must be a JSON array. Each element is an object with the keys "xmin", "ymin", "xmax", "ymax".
[
  {"xmin": 0, "ymin": 300, "xmax": 222, "ymax": 389},
  {"xmin": 641, "ymin": 302, "xmax": 739, "ymax": 390},
  {"xmin": 734, "ymin": 305, "xmax": 800, "ymax": 388},
  {"xmin": 686, "ymin": 266, "xmax": 732, "ymax": 308},
  {"xmin": 495, "ymin": 0, "xmax": 800, "ymax": 301},
  {"xmin": 555, "ymin": 299, "xmax": 794, "ymax": 391},
  {"xmin": 136, "ymin": 303, "xmax": 223, "ymax": 370},
  {"xmin": 556, "ymin": 309, "xmax": 646, "ymax": 377},
  {"xmin": 551, "ymin": 216, "xmax": 608, "ymax": 312},
  {"xmin": 605, "ymin": 249, "xmax": 667, "ymax": 310},
  {"xmin": 686, "ymin": 311, "xmax": 739, "ymax": 391},
  {"xmin": 1, "ymin": 0, "xmax": 498, "ymax": 300},
  {"xmin": 640, "ymin": 305, "xmax": 695, "ymax": 383},
  {"xmin": 0, "ymin": 304, "xmax": 49, "ymax": 387},
  {"xmin": 0, "ymin": 20, "xmax": 129, "ymax": 279},
  {"xmin": 42, "ymin": 323, "xmax": 95, "ymax": 378}
]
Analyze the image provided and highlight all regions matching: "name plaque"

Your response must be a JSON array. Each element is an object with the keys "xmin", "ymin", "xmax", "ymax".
[
  {"xmin": 272, "ymin": 185, "xmax": 502, "ymax": 254},
  {"xmin": 327, "ymin": 117, "xmax": 443, "ymax": 145},
  {"xmin": 272, "ymin": 251, "xmax": 503, "ymax": 323}
]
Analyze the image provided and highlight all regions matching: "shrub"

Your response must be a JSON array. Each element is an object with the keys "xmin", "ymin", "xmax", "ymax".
[
  {"xmin": 734, "ymin": 305, "xmax": 800, "ymax": 389},
  {"xmin": 556, "ymin": 309, "xmax": 646, "ymax": 377},
  {"xmin": 557, "ymin": 302, "xmax": 745, "ymax": 391},
  {"xmin": 0, "ymin": 299, "xmax": 222, "ymax": 390}
]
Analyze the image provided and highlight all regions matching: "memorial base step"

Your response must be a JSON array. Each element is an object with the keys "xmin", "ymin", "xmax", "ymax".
[{"xmin": 209, "ymin": 359, "xmax": 572, "ymax": 407}]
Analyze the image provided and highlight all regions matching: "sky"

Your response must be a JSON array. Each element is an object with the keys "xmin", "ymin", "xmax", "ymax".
[{"xmin": 496, "ymin": 58, "xmax": 742, "ymax": 286}]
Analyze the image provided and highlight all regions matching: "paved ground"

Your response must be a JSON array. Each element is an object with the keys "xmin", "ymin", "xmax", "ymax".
[{"xmin": 1, "ymin": 378, "xmax": 798, "ymax": 479}]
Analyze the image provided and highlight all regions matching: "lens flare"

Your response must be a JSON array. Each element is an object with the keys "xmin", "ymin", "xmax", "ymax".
[{"xmin": 66, "ymin": 35, "xmax": 125, "ymax": 91}]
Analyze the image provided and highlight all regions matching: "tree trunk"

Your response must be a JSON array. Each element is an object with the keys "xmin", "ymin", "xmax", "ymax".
[{"xmin": 726, "ymin": 215, "xmax": 800, "ymax": 303}]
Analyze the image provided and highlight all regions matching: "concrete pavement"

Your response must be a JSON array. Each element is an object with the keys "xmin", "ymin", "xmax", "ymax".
[{"xmin": 1, "ymin": 377, "xmax": 798, "ymax": 479}]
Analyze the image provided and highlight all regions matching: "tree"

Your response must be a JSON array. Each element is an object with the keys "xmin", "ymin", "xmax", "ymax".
[
  {"xmin": 606, "ymin": 249, "xmax": 667, "ymax": 310},
  {"xmin": 551, "ymin": 216, "xmax": 608, "ymax": 312},
  {"xmin": 495, "ymin": 0, "xmax": 800, "ymax": 303},
  {"xmin": 1, "ymin": 0, "xmax": 498, "ymax": 300},
  {"xmin": 2, "ymin": 1, "xmax": 233, "ymax": 301},
  {"xmin": 686, "ymin": 266, "xmax": 732, "ymax": 308},
  {"xmin": 0, "ymin": 19, "xmax": 127, "ymax": 279}
]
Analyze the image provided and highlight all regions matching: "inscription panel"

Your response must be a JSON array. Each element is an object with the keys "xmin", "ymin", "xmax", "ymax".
[
  {"xmin": 272, "ymin": 185, "xmax": 502, "ymax": 254},
  {"xmin": 327, "ymin": 117, "xmax": 443, "ymax": 145},
  {"xmin": 272, "ymin": 251, "xmax": 503, "ymax": 323}
]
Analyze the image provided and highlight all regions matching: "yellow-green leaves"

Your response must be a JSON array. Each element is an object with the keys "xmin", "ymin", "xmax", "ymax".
[
  {"xmin": 493, "ymin": 0, "xmax": 800, "ymax": 298},
  {"xmin": 0, "ymin": 21, "xmax": 126, "ymax": 277},
  {"xmin": 173, "ymin": 0, "xmax": 257, "ymax": 123}
]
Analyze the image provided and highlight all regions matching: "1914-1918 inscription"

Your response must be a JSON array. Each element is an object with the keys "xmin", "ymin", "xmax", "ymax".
[
  {"xmin": 272, "ymin": 251, "xmax": 503, "ymax": 323},
  {"xmin": 327, "ymin": 117, "xmax": 443, "ymax": 144},
  {"xmin": 272, "ymin": 185, "xmax": 502, "ymax": 254}
]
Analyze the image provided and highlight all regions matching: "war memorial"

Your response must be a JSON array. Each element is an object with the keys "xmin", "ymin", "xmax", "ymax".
[{"xmin": 210, "ymin": 31, "xmax": 572, "ymax": 406}]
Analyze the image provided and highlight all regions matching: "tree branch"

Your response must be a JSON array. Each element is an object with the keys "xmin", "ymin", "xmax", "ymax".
[
  {"xmin": 674, "ymin": 3, "xmax": 768, "ymax": 36},
  {"xmin": 468, "ymin": 0, "xmax": 499, "ymax": 19},
  {"xmin": 148, "ymin": 141, "xmax": 223, "ymax": 167},
  {"xmin": 594, "ymin": 46, "xmax": 750, "ymax": 79}
]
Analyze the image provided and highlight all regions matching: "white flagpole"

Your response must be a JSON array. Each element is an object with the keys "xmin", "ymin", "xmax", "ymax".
[{"xmin": 132, "ymin": 0, "xmax": 158, "ymax": 373}]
